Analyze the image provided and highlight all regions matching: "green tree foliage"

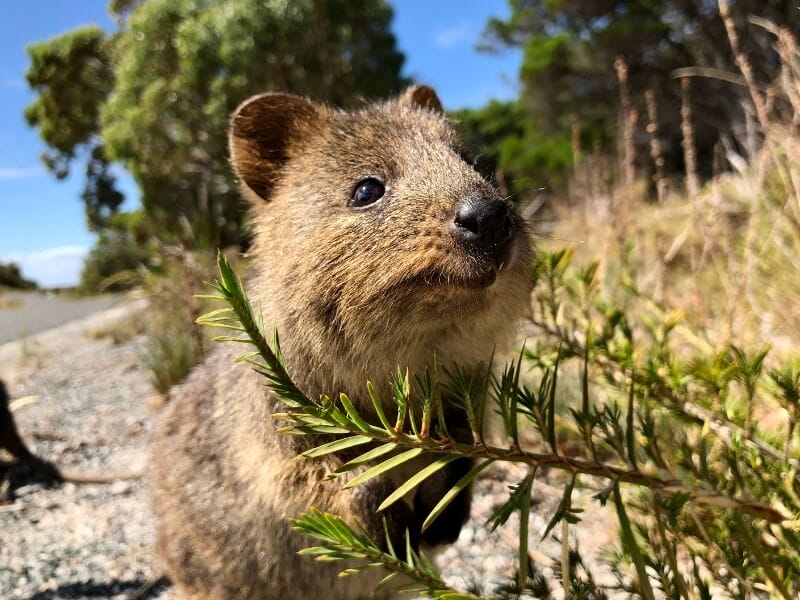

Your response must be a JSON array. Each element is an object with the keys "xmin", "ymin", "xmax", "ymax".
[
  {"xmin": 81, "ymin": 145, "xmax": 125, "ymax": 231},
  {"xmin": 452, "ymin": 101, "xmax": 524, "ymax": 185},
  {"xmin": 453, "ymin": 100, "xmax": 572, "ymax": 196},
  {"xmin": 25, "ymin": 26, "xmax": 112, "ymax": 179},
  {"xmin": 454, "ymin": 100, "xmax": 574, "ymax": 199},
  {"xmin": 79, "ymin": 211, "xmax": 155, "ymax": 293},
  {"xmin": 0, "ymin": 263, "xmax": 37, "ymax": 290},
  {"xmin": 26, "ymin": 0, "xmax": 406, "ymax": 248},
  {"xmin": 481, "ymin": 0, "xmax": 800, "ymax": 180},
  {"xmin": 24, "ymin": 26, "xmax": 125, "ymax": 232}
]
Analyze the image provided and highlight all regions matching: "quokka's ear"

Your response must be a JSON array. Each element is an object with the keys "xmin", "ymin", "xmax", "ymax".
[
  {"xmin": 229, "ymin": 93, "xmax": 319, "ymax": 201},
  {"xmin": 398, "ymin": 84, "xmax": 443, "ymax": 114}
]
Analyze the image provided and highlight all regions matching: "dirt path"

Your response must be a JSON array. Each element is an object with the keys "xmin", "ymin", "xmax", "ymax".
[
  {"xmin": 0, "ymin": 301, "xmax": 617, "ymax": 599},
  {"xmin": 0, "ymin": 291, "xmax": 126, "ymax": 345}
]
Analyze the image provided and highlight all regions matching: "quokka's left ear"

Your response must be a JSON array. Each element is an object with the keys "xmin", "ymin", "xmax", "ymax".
[
  {"xmin": 398, "ymin": 84, "xmax": 444, "ymax": 115},
  {"xmin": 228, "ymin": 92, "xmax": 320, "ymax": 203}
]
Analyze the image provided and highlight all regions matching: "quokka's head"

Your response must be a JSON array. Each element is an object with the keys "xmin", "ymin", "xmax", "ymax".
[{"xmin": 228, "ymin": 85, "xmax": 532, "ymax": 366}]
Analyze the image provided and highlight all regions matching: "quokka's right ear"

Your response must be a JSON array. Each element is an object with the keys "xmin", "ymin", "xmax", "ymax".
[{"xmin": 229, "ymin": 93, "xmax": 319, "ymax": 202}]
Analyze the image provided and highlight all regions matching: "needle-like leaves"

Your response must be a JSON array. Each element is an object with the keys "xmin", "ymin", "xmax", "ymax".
[
  {"xmin": 422, "ymin": 460, "xmax": 494, "ymax": 532},
  {"xmin": 378, "ymin": 455, "xmax": 459, "ymax": 511},
  {"xmin": 343, "ymin": 448, "xmax": 425, "ymax": 490}
]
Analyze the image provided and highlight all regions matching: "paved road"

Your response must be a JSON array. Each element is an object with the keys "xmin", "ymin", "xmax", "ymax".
[{"xmin": 0, "ymin": 290, "xmax": 123, "ymax": 344}]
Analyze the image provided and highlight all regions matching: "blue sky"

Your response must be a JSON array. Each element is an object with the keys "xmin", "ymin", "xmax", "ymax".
[{"xmin": 0, "ymin": 1, "xmax": 520, "ymax": 287}]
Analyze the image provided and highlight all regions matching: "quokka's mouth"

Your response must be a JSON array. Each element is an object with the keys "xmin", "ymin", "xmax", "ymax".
[
  {"xmin": 408, "ymin": 267, "xmax": 498, "ymax": 290},
  {"xmin": 456, "ymin": 269, "xmax": 497, "ymax": 289},
  {"xmin": 453, "ymin": 236, "xmax": 521, "ymax": 289},
  {"xmin": 404, "ymin": 235, "xmax": 522, "ymax": 291}
]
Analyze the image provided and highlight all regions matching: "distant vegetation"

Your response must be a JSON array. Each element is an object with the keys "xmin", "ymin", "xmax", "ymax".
[
  {"xmin": 457, "ymin": 0, "xmax": 800, "ymax": 196},
  {"xmin": 26, "ymin": 0, "xmax": 798, "ymax": 287},
  {"xmin": 0, "ymin": 262, "xmax": 37, "ymax": 290}
]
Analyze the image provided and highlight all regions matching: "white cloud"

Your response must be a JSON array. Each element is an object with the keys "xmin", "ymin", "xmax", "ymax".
[
  {"xmin": 0, "ymin": 166, "xmax": 43, "ymax": 181},
  {"xmin": 433, "ymin": 21, "xmax": 473, "ymax": 49},
  {"xmin": 3, "ymin": 246, "xmax": 88, "ymax": 288}
]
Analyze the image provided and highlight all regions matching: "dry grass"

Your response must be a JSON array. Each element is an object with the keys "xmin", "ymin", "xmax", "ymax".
[
  {"xmin": 142, "ymin": 247, "xmax": 220, "ymax": 394},
  {"xmin": 90, "ymin": 312, "xmax": 148, "ymax": 345},
  {"xmin": 546, "ymin": 10, "xmax": 800, "ymax": 359},
  {"xmin": 136, "ymin": 246, "xmax": 249, "ymax": 395}
]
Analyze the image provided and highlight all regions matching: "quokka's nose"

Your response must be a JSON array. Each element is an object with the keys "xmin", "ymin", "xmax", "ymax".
[{"xmin": 452, "ymin": 197, "xmax": 513, "ymax": 256}]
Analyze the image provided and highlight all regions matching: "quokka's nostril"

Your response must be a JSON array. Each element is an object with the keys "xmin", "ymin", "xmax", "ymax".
[
  {"xmin": 454, "ymin": 204, "xmax": 481, "ymax": 236},
  {"xmin": 502, "ymin": 214, "xmax": 513, "ymax": 236}
]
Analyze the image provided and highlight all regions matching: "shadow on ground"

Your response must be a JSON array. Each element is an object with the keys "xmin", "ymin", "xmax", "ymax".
[
  {"xmin": 25, "ymin": 576, "xmax": 170, "ymax": 599},
  {"xmin": 0, "ymin": 461, "xmax": 65, "ymax": 503}
]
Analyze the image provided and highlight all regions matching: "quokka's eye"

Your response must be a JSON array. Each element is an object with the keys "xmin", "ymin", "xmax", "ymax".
[{"xmin": 350, "ymin": 178, "xmax": 385, "ymax": 208}]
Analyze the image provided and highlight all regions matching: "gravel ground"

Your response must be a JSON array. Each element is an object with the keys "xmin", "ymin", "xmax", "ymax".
[
  {"xmin": 0, "ymin": 301, "xmax": 165, "ymax": 600},
  {"xmin": 0, "ymin": 302, "xmax": 617, "ymax": 599}
]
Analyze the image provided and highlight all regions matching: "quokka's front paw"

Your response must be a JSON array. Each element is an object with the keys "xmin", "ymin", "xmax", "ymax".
[
  {"xmin": 353, "ymin": 478, "xmax": 421, "ymax": 554},
  {"xmin": 414, "ymin": 457, "xmax": 473, "ymax": 547}
]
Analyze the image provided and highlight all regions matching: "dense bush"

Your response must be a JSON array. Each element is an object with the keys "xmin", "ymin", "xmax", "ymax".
[
  {"xmin": 452, "ymin": 101, "xmax": 572, "ymax": 198},
  {"xmin": 79, "ymin": 229, "xmax": 152, "ymax": 293},
  {"xmin": 0, "ymin": 263, "xmax": 37, "ymax": 290}
]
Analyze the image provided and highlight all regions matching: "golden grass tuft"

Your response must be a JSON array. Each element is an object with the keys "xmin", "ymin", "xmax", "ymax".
[{"xmin": 545, "ymin": 12, "xmax": 800, "ymax": 358}]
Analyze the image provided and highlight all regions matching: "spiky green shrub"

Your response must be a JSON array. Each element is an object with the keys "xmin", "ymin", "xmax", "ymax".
[{"xmin": 200, "ymin": 252, "xmax": 800, "ymax": 599}]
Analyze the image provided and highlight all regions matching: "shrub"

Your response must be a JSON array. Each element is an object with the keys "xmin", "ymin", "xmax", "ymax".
[
  {"xmin": 79, "ymin": 229, "xmax": 152, "ymax": 293},
  {"xmin": 140, "ymin": 247, "xmax": 219, "ymax": 394},
  {"xmin": 0, "ymin": 262, "xmax": 37, "ymax": 290}
]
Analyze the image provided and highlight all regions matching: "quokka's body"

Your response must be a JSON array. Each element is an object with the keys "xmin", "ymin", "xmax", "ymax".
[{"xmin": 151, "ymin": 85, "xmax": 533, "ymax": 599}]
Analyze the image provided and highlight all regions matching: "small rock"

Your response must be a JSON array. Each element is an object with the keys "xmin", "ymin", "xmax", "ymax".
[{"xmin": 109, "ymin": 481, "xmax": 132, "ymax": 495}]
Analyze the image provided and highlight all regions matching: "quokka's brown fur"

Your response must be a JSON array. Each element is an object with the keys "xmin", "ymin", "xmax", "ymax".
[{"xmin": 151, "ymin": 85, "xmax": 533, "ymax": 599}]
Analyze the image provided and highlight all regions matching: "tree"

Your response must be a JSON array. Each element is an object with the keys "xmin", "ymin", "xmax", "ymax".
[
  {"xmin": 483, "ymin": 0, "xmax": 800, "ymax": 180},
  {"xmin": 26, "ymin": 0, "xmax": 407, "ymax": 248},
  {"xmin": 81, "ymin": 145, "xmax": 125, "ymax": 231},
  {"xmin": 24, "ymin": 26, "xmax": 124, "ymax": 232},
  {"xmin": 78, "ymin": 210, "xmax": 158, "ymax": 293},
  {"xmin": 0, "ymin": 263, "xmax": 37, "ymax": 290},
  {"xmin": 25, "ymin": 26, "xmax": 112, "ymax": 179}
]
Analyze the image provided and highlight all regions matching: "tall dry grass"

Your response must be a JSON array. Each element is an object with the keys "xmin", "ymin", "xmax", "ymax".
[{"xmin": 548, "ymin": 5, "xmax": 800, "ymax": 356}]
